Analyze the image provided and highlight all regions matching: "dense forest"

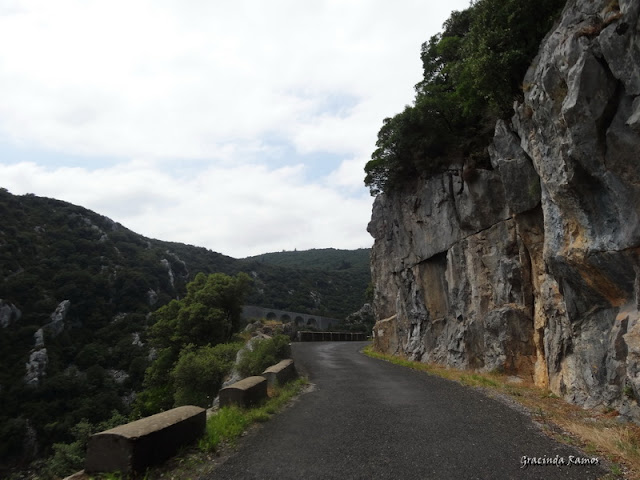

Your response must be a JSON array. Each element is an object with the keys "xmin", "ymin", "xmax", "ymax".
[
  {"xmin": 246, "ymin": 248, "xmax": 370, "ymax": 272},
  {"xmin": 245, "ymin": 248, "xmax": 371, "ymax": 316},
  {"xmin": 0, "ymin": 188, "xmax": 370, "ymax": 475},
  {"xmin": 364, "ymin": 0, "xmax": 566, "ymax": 195}
]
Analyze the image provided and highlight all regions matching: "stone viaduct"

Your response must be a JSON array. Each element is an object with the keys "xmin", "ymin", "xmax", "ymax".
[{"xmin": 241, "ymin": 305, "xmax": 342, "ymax": 330}]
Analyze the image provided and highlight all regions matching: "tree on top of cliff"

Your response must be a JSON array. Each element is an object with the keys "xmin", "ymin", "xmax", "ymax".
[{"xmin": 364, "ymin": 0, "xmax": 566, "ymax": 196}]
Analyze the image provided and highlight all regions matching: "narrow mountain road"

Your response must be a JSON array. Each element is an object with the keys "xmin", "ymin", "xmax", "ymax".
[{"xmin": 203, "ymin": 342, "xmax": 607, "ymax": 479}]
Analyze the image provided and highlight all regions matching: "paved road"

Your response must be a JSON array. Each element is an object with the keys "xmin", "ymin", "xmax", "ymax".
[{"xmin": 203, "ymin": 342, "xmax": 607, "ymax": 479}]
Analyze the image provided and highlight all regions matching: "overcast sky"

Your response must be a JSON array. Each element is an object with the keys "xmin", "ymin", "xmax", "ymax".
[{"xmin": 0, "ymin": 0, "xmax": 470, "ymax": 258}]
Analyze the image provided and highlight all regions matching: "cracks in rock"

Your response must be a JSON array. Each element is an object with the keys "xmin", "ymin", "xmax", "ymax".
[
  {"xmin": 447, "ymin": 172, "xmax": 463, "ymax": 231},
  {"xmin": 598, "ymin": 77, "xmax": 625, "ymax": 159},
  {"xmin": 517, "ymin": 231, "xmax": 537, "ymax": 322},
  {"xmin": 460, "ymin": 216, "xmax": 515, "ymax": 245},
  {"xmin": 405, "ymin": 216, "xmax": 518, "ymax": 272},
  {"xmin": 583, "ymin": 244, "xmax": 640, "ymax": 256}
]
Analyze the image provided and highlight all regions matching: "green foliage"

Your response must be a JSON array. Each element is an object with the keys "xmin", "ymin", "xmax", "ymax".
[
  {"xmin": 75, "ymin": 343, "xmax": 107, "ymax": 369},
  {"xmin": 41, "ymin": 411, "xmax": 127, "ymax": 480},
  {"xmin": 171, "ymin": 342, "xmax": 242, "ymax": 408},
  {"xmin": 237, "ymin": 335, "xmax": 291, "ymax": 377},
  {"xmin": 0, "ymin": 418, "xmax": 27, "ymax": 460},
  {"xmin": 136, "ymin": 273, "xmax": 250, "ymax": 415},
  {"xmin": 364, "ymin": 0, "xmax": 566, "ymax": 195},
  {"xmin": 365, "ymin": 282, "xmax": 374, "ymax": 302},
  {"xmin": 624, "ymin": 385, "xmax": 635, "ymax": 400},
  {"xmin": 245, "ymin": 248, "xmax": 370, "ymax": 272},
  {"xmin": 131, "ymin": 385, "xmax": 174, "ymax": 419},
  {"xmin": 198, "ymin": 406, "xmax": 250, "ymax": 452},
  {"xmin": 241, "ymin": 248, "xmax": 371, "ymax": 319},
  {"xmin": 150, "ymin": 272, "xmax": 251, "ymax": 352}
]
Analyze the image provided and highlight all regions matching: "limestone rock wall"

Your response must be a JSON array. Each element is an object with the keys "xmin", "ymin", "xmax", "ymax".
[{"xmin": 369, "ymin": 0, "xmax": 640, "ymax": 419}]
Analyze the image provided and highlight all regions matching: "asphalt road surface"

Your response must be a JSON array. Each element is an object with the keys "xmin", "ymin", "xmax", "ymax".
[{"xmin": 203, "ymin": 342, "xmax": 608, "ymax": 479}]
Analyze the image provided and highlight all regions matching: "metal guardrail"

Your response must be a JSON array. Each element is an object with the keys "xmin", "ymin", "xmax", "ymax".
[{"xmin": 296, "ymin": 331, "xmax": 366, "ymax": 342}]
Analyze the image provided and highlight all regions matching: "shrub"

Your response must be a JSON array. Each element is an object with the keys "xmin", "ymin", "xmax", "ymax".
[
  {"xmin": 237, "ymin": 335, "xmax": 291, "ymax": 377},
  {"xmin": 171, "ymin": 342, "xmax": 243, "ymax": 408},
  {"xmin": 42, "ymin": 411, "xmax": 127, "ymax": 479}
]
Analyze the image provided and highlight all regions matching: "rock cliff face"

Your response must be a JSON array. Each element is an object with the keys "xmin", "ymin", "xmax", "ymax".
[{"xmin": 369, "ymin": 0, "xmax": 640, "ymax": 418}]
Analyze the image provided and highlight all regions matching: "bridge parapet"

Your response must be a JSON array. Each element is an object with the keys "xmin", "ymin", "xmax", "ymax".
[
  {"xmin": 297, "ymin": 331, "xmax": 366, "ymax": 342},
  {"xmin": 242, "ymin": 305, "xmax": 342, "ymax": 330}
]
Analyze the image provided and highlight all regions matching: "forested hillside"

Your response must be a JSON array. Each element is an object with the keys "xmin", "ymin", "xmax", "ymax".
[
  {"xmin": 246, "ymin": 248, "xmax": 369, "ymax": 272},
  {"xmin": 0, "ymin": 188, "xmax": 369, "ymax": 472},
  {"xmin": 244, "ymin": 248, "xmax": 371, "ymax": 316}
]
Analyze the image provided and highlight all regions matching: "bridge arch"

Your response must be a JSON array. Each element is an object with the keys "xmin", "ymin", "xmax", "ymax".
[
  {"xmin": 307, "ymin": 318, "xmax": 317, "ymax": 327},
  {"xmin": 266, "ymin": 312, "xmax": 277, "ymax": 320},
  {"xmin": 295, "ymin": 316, "xmax": 304, "ymax": 327},
  {"xmin": 281, "ymin": 314, "xmax": 291, "ymax": 323}
]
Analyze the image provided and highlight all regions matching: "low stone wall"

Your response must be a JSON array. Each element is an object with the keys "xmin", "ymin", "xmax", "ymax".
[
  {"xmin": 80, "ymin": 359, "xmax": 300, "ymax": 476},
  {"xmin": 297, "ymin": 331, "xmax": 366, "ymax": 342},
  {"xmin": 219, "ymin": 375, "xmax": 268, "ymax": 408},
  {"xmin": 85, "ymin": 405, "xmax": 205, "ymax": 474},
  {"xmin": 262, "ymin": 359, "xmax": 297, "ymax": 386}
]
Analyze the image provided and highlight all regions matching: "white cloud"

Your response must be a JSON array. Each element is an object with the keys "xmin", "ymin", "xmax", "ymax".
[
  {"xmin": 0, "ymin": 0, "xmax": 469, "ymax": 158},
  {"xmin": 0, "ymin": 161, "xmax": 373, "ymax": 257},
  {"xmin": 0, "ymin": 0, "xmax": 471, "ymax": 255}
]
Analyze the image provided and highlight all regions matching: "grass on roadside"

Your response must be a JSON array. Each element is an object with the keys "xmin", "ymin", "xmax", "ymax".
[
  {"xmin": 85, "ymin": 377, "xmax": 309, "ymax": 480},
  {"xmin": 363, "ymin": 345, "xmax": 640, "ymax": 480},
  {"xmin": 198, "ymin": 377, "xmax": 309, "ymax": 452}
]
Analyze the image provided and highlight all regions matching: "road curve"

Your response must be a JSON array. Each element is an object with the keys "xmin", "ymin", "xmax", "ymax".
[{"xmin": 202, "ymin": 342, "xmax": 607, "ymax": 479}]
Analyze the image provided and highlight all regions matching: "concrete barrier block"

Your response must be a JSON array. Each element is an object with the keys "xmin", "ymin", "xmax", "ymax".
[
  {"xmin": 262, "ymin": 359, "xmax": 297, "ymax": 386},
  {"xmin": 219, "ymin": 375, "xmax": 267, "ymax": 408},
  {"xmin": 85, "ymin": 405, "xmax": 205, "ymax": 474}
]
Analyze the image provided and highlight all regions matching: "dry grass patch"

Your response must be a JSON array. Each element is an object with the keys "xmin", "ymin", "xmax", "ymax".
[{"xmin": 363, "ymin": 345, "xmax": 640, "ymax": 479}]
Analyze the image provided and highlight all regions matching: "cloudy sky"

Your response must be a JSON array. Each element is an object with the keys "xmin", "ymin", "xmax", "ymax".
[{"xmin": 0, "ymin": 0, "xmax": 470, "ymax": 258}]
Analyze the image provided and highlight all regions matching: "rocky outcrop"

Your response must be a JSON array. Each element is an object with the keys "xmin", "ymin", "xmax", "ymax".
[
  {"xmin": 0, "ymin": 299, "xmax": 21, "ymax": 328},
  {"xmin": 161, "ymin": 258, "xmax": 175, "ymax": 287},
  {"xmin": 48, "ymin": 300, "xmax": 70, "ymax": 335},
  {"xmin": 345, "ymin": 303, "xmax": 375, "ymax": 329},
  {"xmin": 24, "ymin": 349, "xmax": 48, "ymax": 387},
  {"xmin": 33, "ymin": 300, "xmax": 71, "ymax": 348},
  {"xmin": 147, "ymin": 289, "xmax": 159, "ymax": 306},
  {"xmin": 26, "ymin": 300, "xmax": 70, "ymax": 385},
  {"xmin": 369, "ymin": 0, "xmax": 640, "ymax": 419}
]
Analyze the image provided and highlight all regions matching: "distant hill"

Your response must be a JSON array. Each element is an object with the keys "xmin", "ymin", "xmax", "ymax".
[
  {"xmin": 0, "ymin": 187, "xmax": 370, "ymax": 468},
  {"xmin": 245, "ymin": 248, "xmax": 370, "ymax": 272},
  {"xmin": 243, "ymin": 248, "xmax": 371, "ymax": 318}
]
